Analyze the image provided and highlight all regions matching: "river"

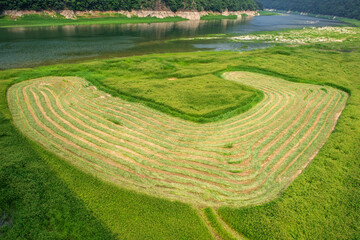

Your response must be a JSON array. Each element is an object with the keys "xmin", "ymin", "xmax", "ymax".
[{"xmin": 0, "ymin": 14, "xmax": 345, "ymax": 69}]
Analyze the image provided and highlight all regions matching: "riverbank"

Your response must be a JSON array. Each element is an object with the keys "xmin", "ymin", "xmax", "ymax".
[
  {"xmin": 0, "ymin": 10, "xmax": 257, "ymax": 28},
  {"xmin": 0, "ymin": 14, "xmax": 186, "ymax": 28}
]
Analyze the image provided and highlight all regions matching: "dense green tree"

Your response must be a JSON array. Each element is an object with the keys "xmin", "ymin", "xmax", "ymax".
[
  {"xmin": 258, "ymin": 0, "xmax": 360, "ymax": 20},
  {"xmin": 1, "ymin": 0, "xmax": 261, "ymax": 12}
]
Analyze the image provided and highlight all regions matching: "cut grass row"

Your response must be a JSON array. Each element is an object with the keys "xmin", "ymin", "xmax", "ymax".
[{"xmin": 8, "ymin": 71, "xmax": 347, "ymax": 207}]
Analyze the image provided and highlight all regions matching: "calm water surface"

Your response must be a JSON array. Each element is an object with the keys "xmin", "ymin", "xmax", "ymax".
[{"xmin": 0, "ymin": 14, "xmax": 345, "ymax": 69}]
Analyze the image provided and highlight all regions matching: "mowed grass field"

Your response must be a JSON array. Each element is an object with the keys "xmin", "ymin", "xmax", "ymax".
[
  {"xmin": 1, "ymin": 38, "xmax": 360, "ymax": 239},
  {"xmin": 7, "ymin": 72, "xmax": 347, "ymax": 207}
]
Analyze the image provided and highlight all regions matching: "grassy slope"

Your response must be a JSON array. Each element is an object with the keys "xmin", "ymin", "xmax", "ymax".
[
  {"xmin": 0, "ymin": 71, "xmax": 213, "ymax": 239},
  {"xmin": 0, "ymin": 14, "xmax": 186, "ymax": 28},
  {"xmin": 218, "ymin": 44, "xmax": 360, "ymax": 239}
]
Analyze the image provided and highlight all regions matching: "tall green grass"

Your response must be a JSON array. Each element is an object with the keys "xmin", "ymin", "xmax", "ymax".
[{"xmin": 0, "ymin": 113, "xmax": 116, "ymax": 239}]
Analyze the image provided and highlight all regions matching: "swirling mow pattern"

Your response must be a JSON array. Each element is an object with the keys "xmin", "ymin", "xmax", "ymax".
[{"xmin": 8, "ymin": 71, "xmax": 347, "ymax": 206}]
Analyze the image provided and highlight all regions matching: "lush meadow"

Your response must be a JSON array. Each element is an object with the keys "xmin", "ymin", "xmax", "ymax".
[{"xmin": 1, "ymin": 26, "xmax": 360, "ymax": 239}]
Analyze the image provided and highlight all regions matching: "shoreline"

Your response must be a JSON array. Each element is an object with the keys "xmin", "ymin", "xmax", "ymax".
[{"xmin": 0, "ymin": 10, "xmax": 257, "ymax": 28}]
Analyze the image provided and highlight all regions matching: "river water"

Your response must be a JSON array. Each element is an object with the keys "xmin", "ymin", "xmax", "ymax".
[{"xmin": 0, "ymin": 14, "xmax": 345, "ymax": 69}]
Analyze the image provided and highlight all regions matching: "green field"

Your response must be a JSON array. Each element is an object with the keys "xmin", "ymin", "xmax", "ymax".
[
  {"xmin": 0, "ymin": 14, "xmax": 186, "ymax": 28},
  {"xmin": 258, "ymin": 10, "xmax": 280, "ymax": 16},
  {"xmin": 1, "ymin": 26, "xmax": 360, "ymax": 239},
  {"xmin": 200, "ymin": 14, "xmax": 238, "ymax": 20}
]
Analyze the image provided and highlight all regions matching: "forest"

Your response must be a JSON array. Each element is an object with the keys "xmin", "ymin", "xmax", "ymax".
[
  {"xmin": 0, "ymin": 0, "xmax": 261, "ymax": 13},
  {"xmin": 259, "ymin": 0, "xmax": 360, "ymax": 20}
]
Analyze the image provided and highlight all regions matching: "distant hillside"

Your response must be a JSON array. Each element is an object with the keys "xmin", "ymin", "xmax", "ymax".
[
  {"xmin": 1, "ymin": 0, "xmax": 260, "ymax": 13},
  {"xmin": 258, "ymin": 0, "xmax": 360, "ymax": 19}
]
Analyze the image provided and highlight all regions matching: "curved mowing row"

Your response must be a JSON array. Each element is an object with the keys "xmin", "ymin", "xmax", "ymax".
[{"xmin": 8, "ymin": 72, "xmax": 348, "ymax": 207}]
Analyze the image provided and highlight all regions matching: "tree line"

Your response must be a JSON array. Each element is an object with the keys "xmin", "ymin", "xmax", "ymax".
[
  {"xmin": 1, "ymin": 0, "xmax": 260, "ymax": 13},
  {"xmin": 259, "ymin": 0, "xmax": 360, "ymax": 20}
]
